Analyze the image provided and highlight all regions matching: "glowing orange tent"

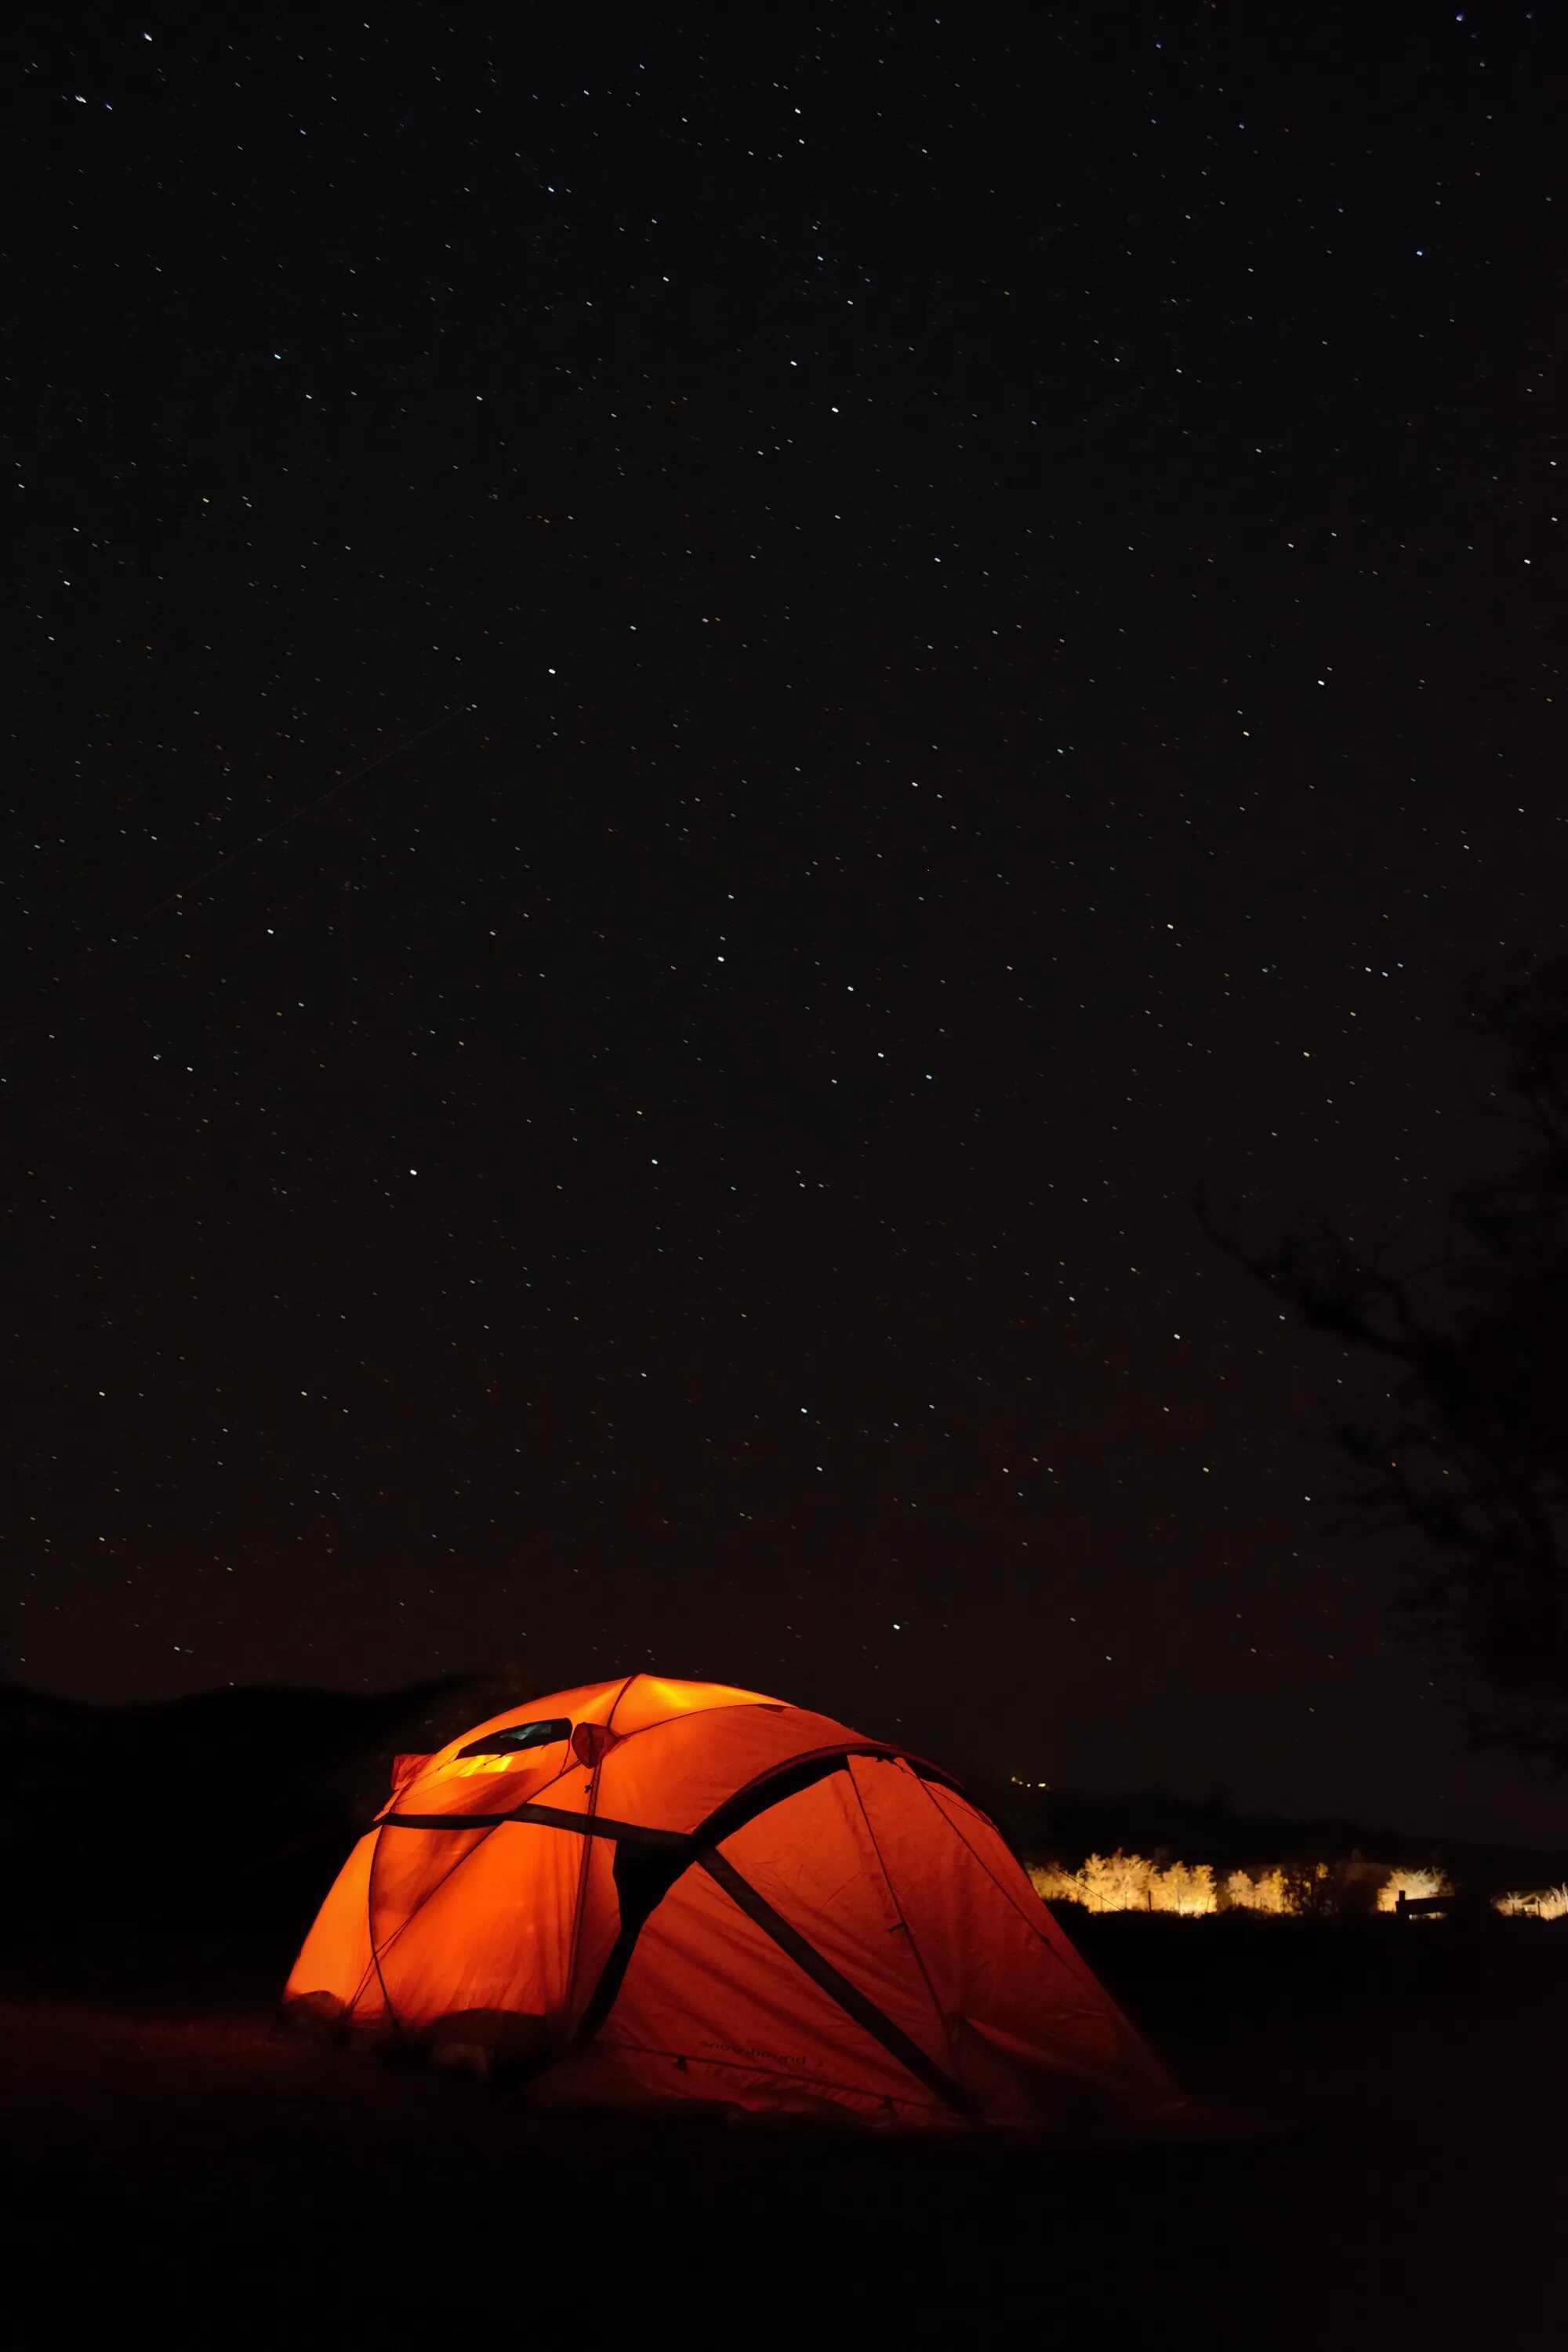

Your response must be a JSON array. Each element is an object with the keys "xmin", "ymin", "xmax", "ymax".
[{"xmin": 285, "ymin": 1673, "xmax": 1180, "ymax": 2130}]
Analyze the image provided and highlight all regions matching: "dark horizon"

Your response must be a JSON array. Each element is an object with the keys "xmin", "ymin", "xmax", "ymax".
[
  {"xmin": 6, "ymin": 7, "xmax": 1565, "ymax": 1853},
  {"xmin": 8, "ymin": 1648, "xmax": 1564, "ymax": 1851},
  {"xmin": 9, "ymin": 1659, "xmax": 1566, "ymax": 1866}
]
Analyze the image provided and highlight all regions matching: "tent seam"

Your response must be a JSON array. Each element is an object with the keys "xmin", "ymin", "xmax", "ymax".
[
  {"xmin": 350, "ymin": 1752, "xmax": 586, "ymax": 2007},
  {"xmin": 364, "ymin": 1823, "xmax": 399, "ymax": 2027},
  {"xmin": 908, "ymin": 1772, "xmax": 1072, "ymax": 1951},
  {"xmin": 698, "ymin": 1848, "xmax": 980, "ymax": 2119},
  {"xmin": 351, "ymin": 1817, "xmax": 511, "ymax": 2010},
  {"xmin": 844, "ymin": 1757, "xmax": 962, "ymax": 2084},
  {"xmin": 906, "ymin": 1777, "xmax": 1175, "ymax": 2077}
]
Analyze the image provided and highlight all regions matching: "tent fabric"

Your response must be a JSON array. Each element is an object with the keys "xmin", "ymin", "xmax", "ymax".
[{"xmin": 285, "ymin": 1673, "xmax": 1180, "ymax": 2130}]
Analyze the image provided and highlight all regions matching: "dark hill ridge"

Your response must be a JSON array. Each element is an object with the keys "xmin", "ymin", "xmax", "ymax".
[{"xmin": 0, "ymin": 1669, "xmax": 540, "ymax": 1918}]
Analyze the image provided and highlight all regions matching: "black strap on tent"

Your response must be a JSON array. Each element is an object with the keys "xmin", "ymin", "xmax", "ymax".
[
  {"xmin": 695, "ymin": 1849, "xmax": 979, "ymax": 2119},
  {"xmin": 570, "ymin": 1744, "xmax": 956, "ymax": 2045},
  {"xmin": 381, "ymin": 1744, "xmax": 964, "ymax": 1840},
  {"xmin": 379, "ymin": 1744, "xmax": 979, "ymax": 2116},
  {"xmin": 689, "ymin": 1742, "xmax": 965, "ymax": 1850},
  {"xmin": 572, "ymin": 1834, "xmax": 695, "ymax": 2044},
  {"xmin": 380, "ymin": 1801, "xmax": 688, "ymax": 1846}
]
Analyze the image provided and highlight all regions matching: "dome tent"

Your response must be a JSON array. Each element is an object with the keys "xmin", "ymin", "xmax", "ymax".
[{"xmin": 285, "ymin": 1673, "xmax": 1180, "ymax": 2131}]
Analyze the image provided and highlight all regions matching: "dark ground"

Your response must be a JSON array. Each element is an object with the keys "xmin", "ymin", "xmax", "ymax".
[{"xmin": 1, "ymin": 1911, "xmax": 1561, "ymax": 2350}]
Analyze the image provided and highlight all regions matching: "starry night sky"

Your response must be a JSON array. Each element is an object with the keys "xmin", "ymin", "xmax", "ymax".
[{"xmin": 6, "ymin": 5, "xmax": 1563, "ymax": 1836}]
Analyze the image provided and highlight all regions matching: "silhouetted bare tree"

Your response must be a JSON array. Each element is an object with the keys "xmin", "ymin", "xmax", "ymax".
[{"xmin": 1202, "ymin": 957, "xmax": 1568, "ymax": 1775}]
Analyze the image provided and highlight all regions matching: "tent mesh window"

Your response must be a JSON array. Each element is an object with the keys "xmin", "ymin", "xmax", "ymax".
[{"xmin": 456, "ymin": 1719, "xmax": 572, "ymax": 1757}]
